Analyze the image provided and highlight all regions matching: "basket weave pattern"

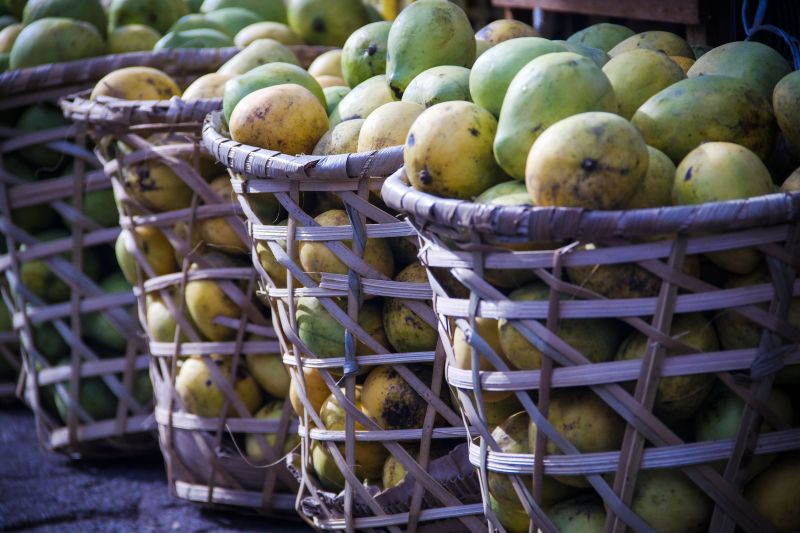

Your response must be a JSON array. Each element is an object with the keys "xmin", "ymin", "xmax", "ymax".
[
  {"xmin": 382, "ymin": 169, "xmax": 800, "ymax": 533},
  {"xmin": 203, "ymin": 111, "xmax": 487, "ymax": 532}
]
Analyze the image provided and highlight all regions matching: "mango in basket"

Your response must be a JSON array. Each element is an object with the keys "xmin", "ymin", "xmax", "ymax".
[
  {"xmin": 229, "ymin": 83, "xmax": 328, "ymax": 154},
  {"xmin": 608, "ymin": 30, "xmax": 692, "ymax": 58},
  {"xmin": 405, "ymin": 101, "xmax": 506, "ymax": 200},
  {"xmin": 169, "ymin": 13, "xmax": 229, "ymax": 34},
  {"xmin": 694, "ymin": 387, "xmax": 792, "ymax": 480},
  {"xmin": 476, "ymin": 19, "xmax": 536, "ymax": 45},
  {"xmin": 155, "ymin": 28, "xmax": 234, "ymax": 51},
  {"xmin": 497, "ymin": 282, "xmax": 623, "ymax": 370},
  {"xmin": 109, "ymin": 0, "xmax": 188, "ymax": 34},
  {"xmin": 357, "ymin": 101, "xmax": 424, "ymax": 152},
  {"xmin": 84, "ymin": 272, "xmax": 133, "ymax": 353},
  {"xmin": 745, "ymin": 453, "xmax": 800, "ymax": 531},
  {"xmin": 673, "ymin": 142, "xmax": 773, "ymax": 274},
  {"xmin": 15, "ymin": 104, "xmax": 72, "ymax": 169},
  {"xmin": 33, "ymin": 321, "xmax": 68, "ymax": 363},
  {"xmin": 323, "ymin": 86, "xmax": 350, "ymax": 117},
  {"xmin": 53, "ymin": 372, "xmax": 117, "ymax": 423},
  {"xmin": 488, "ymin": 411, "xmax": 575, "ymax": 527},
  {"xmin": 556, "ymin": 40, "xmax": 610, "ymax": 68},
  {"xmin": 340, "ymin": 21, "xmax": 390, "ymax": 88},
  {"xmin": 175, "ymin": 355, "xmax": 262, "ymax": 418},
  {"xmin": 183, "ymin": 72, "xmax": 233, "ymax": 100},
  {"xmin": 108, "ymin": 24, "xmax": 162, "ymax": 54},
  {"xmin": 217, "ymin": 38, "xmax": 300, "ymax": 76},
  {"xmin": 622, "ymin": 145, "xmax": 676, "ymax": 209},
  {"xmin": 382, "ymin": 263, "xmax": 438, "ymax": 353},
  {"xmin": 489, "ymin": 494, "xmax": 530, "ymax": 533},
  {"xmin": 567, "ymin": 22, "xmax": 634, "ymax": 53},
  {"xmin": 312, "ymin": 119, "xmax": 364, "ymax": 155},
  {"xmin": 385, "ymin": 0, "xmax": 475, "ymax": 97},
  {"xmin": 298, "ymin": 209, "xmax": 394, "ymax": 282},
  {"xmin": 235, "ymin": 22, "xmax": 302, "ymax": 47},
  {"xmin": 22, "ymin": 0, "xmax": 108, "ymax": 37},
  {"xmin": 245, "ymin": 401, "xmax": 300, "ymax": 460},
  {"xmin": 402, "ymin": 65, "xmax": 471, "ymax": 109},
  {"xmin": 287, "ymin": 0, "xmax": 369, "ymax": 47},
  {"xmin": 546, "ymin": 495, "xmax": 607, "ymax": 532},
  {"xmin": 774, "ymin": 71, "xmax": 800, "ymax": 154},
  {"xmin": 119, "ymin": 158, "xmax": 194, "ymax": 214},
  {"xmin": 329, "ymin": 74, "xmax": 396, "ymax": 126},
  {"xmin": 115, "ymin": 226, "xmax": 178, "ymax": 284},
  {"xmin": 196, "ymin": 176, "xmax": 248, "ymax": 254},
  {"xmin": 255, "ymin": 219, "xmax": 288, "ymax": 287},
  {"xmin": 362, "ymin": 364, "xmax": 432, "ymax": 430},
  {"xmin": 201, "ymin": 0, "xmax": 287, "ymax": 23},
  {"xmin": 529, "ymin": 388, "xmax": 625, "ymax": 488},
  {"xmin": 184, "ymin": 258, "xmax": 246, "ymax": 342},
  {"xmin": 616, "ymin": 313, "xmax": 718, "ymax": 423},
  {"xmin": 91, "ymin": 67, "xmax": 181, "ymax": 101},
  {"xmin": 381, "ymin": 442, "xmax": 450, "ymax": 490},
  {"xmin": 629, "ymin": 469, "xmax": 711, "ymax": 532},
  {"xmin": 311, "ymin": 386, "xmax": 388, "ymax": 489},
  {"xmin": 245, "ymin": 334, "xmax": 290, "ymax": 399},
  {"xmin": 9, "ymin": 17, "xmax": 105, "ymax": 70},
  {"xmin": 453, "ymin": 319, "xmax": 513, "ymax": 403},
  {"xmin": 145, "ymin": 292, "xmax": 196, "ymax": 343},
  {"xmin": 289, "ymin": 366, "xmax": 329, "ymax": 418},
  {"xmin": 307, "ymin": 49, "xmax": 344, "ymax": 79},
  {"xmin": 296, "ymin": 296, "xmax": 387, "ymax": 359},
  {"xmin": 0, "ymin": 23, "xmax": 22, "ymax": 54}
]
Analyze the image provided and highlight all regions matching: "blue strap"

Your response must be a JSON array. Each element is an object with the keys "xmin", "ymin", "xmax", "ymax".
[{"xmin": 742, "ymin": 0, "xmax": 800, "ymax": 70}]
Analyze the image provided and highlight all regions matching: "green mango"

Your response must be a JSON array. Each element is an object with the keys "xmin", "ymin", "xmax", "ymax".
[
  {"xmin": 688, "ymin": 41, "xmax": 791, "ymax": 101},
  {"xmin": 566, "ymin": 22, "xmax": 634, "ymax": 53},
  {"xmin": 401, "ymin": 65, "xmax": 470, "ymax": 108},
  {"xmin": 296, "ymin": 297, "xmax": 384, "ymax": 359},
  {"xmin": 340, "ymin": 20, "xmax": 390, "ymax": 88},
  {"xmin": 54, "ymin": 369, "xmax": 118, "ymax": 423},
  {"xmin": 286, "ymin": 0, "xmax": 369, "ymax": 47},
  {"xmin": 216, "ymin": 38, "xmax": 299, "ymax": 76},
  {"xmin": 109, "ymin": 0, "xmax": 188, "ymax": 34},
  {"xmin": 154, "ymin": 28, "xmax": 233, "ymax": 50},
  {"xmin": 204, "ymin": 7, "xmax": 260, "ymax": 37},
  {"xmin": 108, "ymin": 24, "xmax": 161, "ymax": 53},
  {"xmin": 557, "ymin": 40, "xmax": 610, "ymax": 67},
  {"xmin": 84, "ymin": 273, "xmax": 132, "ymax": 353},
  {"xmin": 7, "ymin": 156, "xmax": 58, "ymax": 234},
  {"xmin": 469, "ymin": 37, "xmax": 567, "ymax": 117},
  {"xmin": 328, "ymin": 74, "xmax": 394, "ymax": 126},
  {"xmin": 494, "ymin": 52, "xmax": 618, "ymax": 180},
  {"xmin": 9, "ymin": 17, "xmax": 105, "ymax": 70},
  {"xmin": 386, "ymin": 0, "xmax": 475, "ymax": 97},
  {"xmin": 548, "ymin": 495, "xmax": 607, "ymax": 532},
  {"xmin": 169, "ymin": 13, "xmax": 228, "ymax": 34},
  {"xmin": 474, "ymin": 180, "xmax": 527, "ymax": 204},
  {"xmin": 201, "ymin": 0, "xmax": 287, "ymax": 23},
  {"xmin": 15, "ymin": 103, "xmax": 72, "ymax": 169},
  {"xmin": 33, "ymin": 322, "xmax": 68, "ymax": 364},
  {"xmin": 222, "ymin": 61, "xmax": 325, "ymax": 122},
  {"xmin": 23, "ymin": 0, "xmax": 107, "ymax": 37},
  {"xmin": 323, "ymin": 85, "xmax": 350, "ymax": 116},
  {"xmin": 631, "ymin": 75, "xmax": 775, "ymax": 163}
]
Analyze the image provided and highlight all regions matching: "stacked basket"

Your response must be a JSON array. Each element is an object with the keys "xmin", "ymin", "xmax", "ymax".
[
  {"xmin": 61, "ymin": 45, "xmax": 330, "ymax": 513},
  {"xmin": 382, "ymin": 168, "xmax": 800, "ymax": 532},
  {"xmin": 202, "ymin": 111, "xmax": 487, "ymax": 532}
]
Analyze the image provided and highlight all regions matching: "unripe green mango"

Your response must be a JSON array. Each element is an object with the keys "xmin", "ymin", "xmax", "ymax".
[
  {"xmin": 602, "ymin": 48, "xmax": 685, "ymax": 119},
  {"xmin": 469, "ymin": 37, "xmax": 566, "ymax": 117},
  {"xmin": 773, "ymin": 71, "xmax": 800, "ymax": 155},
  {"xmin": 169, "ymin": 14, "xmax": 229, "ymax": 35},
  {"xmin": 222, "ymin": 61, "xmax": 325, "ymax": 122},
  {"xmin": 204, "ymin": 7, "xmax": 260, "ymax": 37},
  {"xmin": 386, "ymin": 0, "xmax": 475, "ymax": 98},
  {"xmin": 402, "ymin": 65, "xmax": 470, "ymax": 108},
  {"xmin": 216, "ymin": 38, "xmax": 299, "ymax": 76},
  {"xmin": 340, "ymin": 20, "xmax": 390, "ymax": 88},
  {"xmin": 10, "ymin": 17, "xmax": 105, "ymax": 70},
  {"xmin": 108, "ymin": 25, "xmax": 161, "ymax": 54},
  {"xmin": 23, "ymin": 0, "xmax": 108, "ymax": 37},
  {"xmin": 154, "ymin": 28, "xmax": 233, "ymax": 51},
  {"xmin": 201, "ymin": 0, "xmax": 287, "ymax": 23},
  {"xmin": 15, "ymin": 103, "xmax": 71, "ymax": 168},
  {"xmin": 494, "ymin": 52, "xmax": 618, "ymax": 181},
  {"xmin": 84, "ymin": 273, "xmax": 133, "ymax": 353},
  {"xmin": 548, "ymin": 496, "xmax": 607, "ymax": 532},
  {"xmin": 567, "ymin": 22, "xmax": 634, "ymax": 52},
  {"xmin": 109, "ymin": 0, "xmax": 188, "ymax": 34},
  {"xmin": 328, "ymin": 74, "xmax": 394, "ymax": 126},
  {"xmin": 631, "ymin": 75, "xmax": 775, "ymax": 163},
  {"xmin": 323, "ymin": 85, "xmax": 350, "ymax": 116},
  {"xmin": 287, "ymin": 0, "xmax": 369, "ymax": 47},
  {"xmin": 296, "ymin": 297, "xmax": 386, "ymax": 359},
  {"xmin": 688, "ymin": 41, "xmax": 790, "ymax": 101}
]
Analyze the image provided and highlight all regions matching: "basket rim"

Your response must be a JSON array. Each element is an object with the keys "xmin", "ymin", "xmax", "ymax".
[
  {"xmin": 201, "ymin": 110, "xmax": 404, "ymax": 182},
  {"xmin": 381, "ymin": 168, "xmax": 800, "ymax": 242}
]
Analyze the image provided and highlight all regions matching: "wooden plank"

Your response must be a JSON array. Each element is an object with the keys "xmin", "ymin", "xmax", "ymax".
[{"xmin": 491, "ymin": 0, "xmax": 700, "ymax": 24}]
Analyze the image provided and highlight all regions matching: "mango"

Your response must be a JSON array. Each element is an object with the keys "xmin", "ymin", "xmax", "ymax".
[
  {"xmin": 475, "ymin": 38, "xmax": 493, "ymax": 59},
  {"xmin": 108, "ymin": 24, "xmax": 161, "ymax": 53},
  {"xmin": 255, "ymin": 218, "xmax": 288, "ymax": 287},
  {"xmin": 223, "ymin": 61, "xmax": 325, "ymax": 122},
  {"xmin": 402, "ymin": 65, "xmax": 471, "ymax": 108},
  {"xmin": 609, "ymin": 30, "xmax": 692, "ymax": 58},
  {"xmin": 91, "ymin": 67, "xmax": 181, "ymax": 100},
  {"xmin": 670, "ymin": 55, "xmax": 695, "ymax": 74},
  {"xmin": 745, "ymin": 453, "xmax": 800, "ymax": 531},
  {"xmin": 182, "ymin": 72, "xmax": 233, "ymax": 99},
  {"xmin": 234, "ymin": 21, "xmax": 302, "ymax": 47},
  {"xmin": 623, "ymin": 146, "xmax": 675, "ymax": 208},
  {"xmin": 175, "ymin": 355, "xmax": 262, "ymax": 417},
  {"xmin": 287, "ymin": 0, "xmax": 369, "ymax": 47},
  {"xmin": 169, "ymin": 13, "xmax": 228, "ymax": 34},
  {"xmin": 115, "ymin": 226, "xmax": 178, "ymax": 283},
  {"xmin": 245, "ymin": 335, "xmax": 290, "ymax": 399},
  {"xmin": 23, "ymin": 0, "xmax": 107, "ymax": 36},
  {"xmin": 567, "ymin": 22, "xmax": 634, "ymax": 52},
  {"xmin": 145, "ymin": 292, "xmax": 194, "ymax": 342},
  {"xmin": 109, "ymin": 0, "xmax": 188, "ymax": 34},
  {"xmin": 10, "ymin": 17, "xmax": 105, "ymax": 70},
  {"xmin": 154, "ymin": 28, "xmax": 233, "ymax": 50},
  {"xmin": 452, "ymin": 319, "xmax": 512, "ymax": 403},
  {"xmin": 307, "ymin": 49, "xmax": 343, "ymax": 79},
  {"xmin": 688, "ymin": 41, "xmax": 791, "ymax": 101},
  {"xmin": 358, "ymin": 100, "xmax": 422, "ymax": 153},
  {"xmin": 323, "ymin": 86, "xmax": 350, "ymax": 116},
  {"xmin": 673, "ymin": 142, "xmax": 773, "ymax": 273},
  {"xmin": 774, "ymin": 71, "xmax": 800, "ymax": 154},
  {"xmin": 602, "ymin": 49, "xmax": 685, "ymax": 119},
  {"xmin": 475, "ymin": 19, "xmax": 536, "ymax": 44},
  {"xmin": 296, "ymin": 297, "xmax": 387, "ymax": 359},
  {"xmin": 630, "ymin": 469, "xmax": 711, "ymax": 532},
  {"xmin": 557, "ymin": 40, "xmax": 610, "ymax": 67},
  {"xmin": 197, "ymin": 176, "xmax": 246, "ymax": 254},
  {"xmin": 217, "ymin": 38, "xmax": 299, "ymax": 76},
  {"xmin": 201, "ymin": 0, "xmax": 287, "ymax": 23},
  {"xmin": 314, "ymin": 75, "xmax": 345, "ymax": 88},
  {"xmin": 548, "ymin": 495, "xmax": 607, "ymax": 532},
  {"xmin": 245, "ymin": 401, "xmax": 300, "ymax": 461},
  {"xmin": 631, "ymin": 75, "xmax": 775, "ymax": 163},
  {"xmin": 204, "ymin": 7, "xmax": 260, "ymax": 37},
  {"xmin": 328, "ymin": 74, "xmax": 395, "ymax": 125},
  {"xmin": 84, "ymin": 273, "xmax": 132, "ymax": 352},
  {"xmin": 15, "ymin": 104, "xmax": 71, "ymax": 168},
  {"xmin": 616, "ymin": 313, "xmax": 718, "ymax": 423},
  {"xmin": 120, "ymin": 158, "xmax": 194, "ymax": 213},
  {"xmin": 362, "ymin": 364, "xmax": 431, "ymax": 429},
  {"xmin": 0, "ymin": 22, "xmax": 20, "ymax": 53},
  {"xmin": 54, "ymin": 373, "xmax": 118, "ymax": 423},
  {"xmin": 495, "ymin": 52, "xmax": 618, "ymax": 180},
  {"xmin": 405, "ymin": 101, "xmax": 506, "ymax": 199},
  {"xmin": 340, "ymin": 21, "xmax": 390, "ymax": 88},
  {"xmin": 386, "ymin": 0, "xmax": 475, "ymax": 97},
  {"xmin": 474, "ymin": 180, "xmax": 528, "ymax": 204},
  {"xmin": 312, "ymin": 119, "xmax": 364, "ymax": 155},
  {"xmin": 185, "ymin": 256, "xmax": 246, "ymax": 342},
  {"xmin": 382, "ymin": 263, "xmax": 437, "ymax": 353},
  {"xmin": 288, "ymin": 366, "xmax": 328, "ymax": 418},
  {"xmin": 229, "ymin": 84, "xmax": 329, "ymax": 154},
  {"xmin": 526, "ymin": 111, "xmax": 648, "ymax": 209},
  {"xmin": 489, "ymin": 494, "xmax": 530, "ymax": 533}
]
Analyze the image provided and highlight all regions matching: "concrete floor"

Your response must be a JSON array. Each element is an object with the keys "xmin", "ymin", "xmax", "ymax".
[{"xmin": 0, "ymin": 403, "xmax": 312, "ymax": 532}]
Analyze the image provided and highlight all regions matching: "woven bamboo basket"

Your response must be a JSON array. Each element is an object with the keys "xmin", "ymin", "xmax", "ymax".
[
  {"xmin": 0, "ymin": 52, "xmax": 227, "ymax": 454},
  {"xmin": 0, "ymin": 286, "xmax": 20, "ymax": 401},
  {"xmin": 60, "ymin": 45, "xmax": 329, "ymax": 513},
  {"xmin": 202, "ymin": 111, "xmax": 486, "ymax": 532},
  {"xmin": 381, "ymin": 168, "xmax": 800, "ymax": 533}
]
